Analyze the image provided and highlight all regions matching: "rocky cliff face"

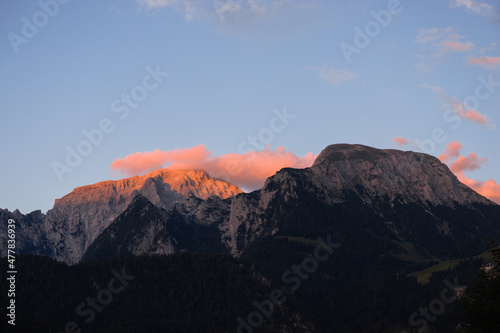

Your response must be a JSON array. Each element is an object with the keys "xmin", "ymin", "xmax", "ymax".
[
  {"xmin": 81, "ymin": 195, "xmax": 176, "ymax": 260},
  {"xmin": 5, "ymin": 144, "xmax": 499, "ymax": 333},
  {"xmin": 82, "ymin": 195, "xmax": 229, "ymax": 261},
  {"xmin": 0, "ymin": 208, "xmax": 51, "ymax": 257},
  {"xmin": 1, "ymin": 169, "xmax": 241, "ymax": 264},
  {"xmin": 219, "ymin": 144, "xmax": 498, "ymax": 256},
  {"xmin": 2, "ymin": 144, "xmax": 499, "ymax": 264},
  {"xmin": 310, "ymin": 144, "xmax": 492, "ymax": 207},
  {"xmin": 92, "ymin": 145, "xmax": 499, "ymax": 260}
]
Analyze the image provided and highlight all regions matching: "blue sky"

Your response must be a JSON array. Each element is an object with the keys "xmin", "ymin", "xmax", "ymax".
[{"xmin": 1, "ymin": 0, "xmax": 499, "ymax": 213}]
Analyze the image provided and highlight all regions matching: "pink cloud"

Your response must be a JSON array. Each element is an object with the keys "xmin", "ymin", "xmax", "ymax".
[
  {"xmin": 110, "ymin": 145, "xmax": 318, "ymax": 191},
  {"xmin": 449, "ymin": 152, "xmax": 487, "ymax": 173},
  {"xmin": 165, "ymin": 145, "xmax": 211, "ymax": 162},
  {"xmin": 452, "ymin": 103, "xmax": 492, "ymax": 127},
  {"xmin": 110, "ymin": 149, "xmax": 171, "ymax": 176},
  {"xmin": 439, "ymin": 142, "xmax": 499, "ymax": 204},
  {"xmin": 442, "ymin": 40, "xmax": 474, "ymax": 52},
  {"xmin": 422, "ymin": 84, "xmax": 495, "ymax": 129},
  {"xmin": 438, "ymin": 141, "xmax": 462, "ymax": 163},
  {"xmin": 450, "ymin": 0, "xmax": 495, "ymax": 16},
  {"xmin": 469, "ymin": 56, "xmax": 500, "ymax": 68},
  {"xmin": 392, "ymin": 137, "xmax": 411, "ymax": 147},
  {"xmin": 456, "ymin": 172, "xmax": 500, "ymax": 204}
]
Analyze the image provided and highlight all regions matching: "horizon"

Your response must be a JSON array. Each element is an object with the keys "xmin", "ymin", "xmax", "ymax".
[
  {"xmin": 5, "ymin": 141, "xmax": 500, "ymax": 215},
  {"xmin": 1, "ymin": 0, "xmax": 500, "ymax": 213}
]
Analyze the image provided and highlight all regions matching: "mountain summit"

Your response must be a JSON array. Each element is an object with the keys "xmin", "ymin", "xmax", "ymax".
[
  {"xmin": 1, "ymin": 169, "xmax": 240, "ymax": 264},
  {"xmin": 310, "ymin": 143, "xmax": 492, "ymax": 207},
  {"xmin": 4, "ymin": 144, "xmax": 499, "ymax": 333},
  {"xmin": 221, "ymin": 144, "xmax": 498, "ymax": 257},
  {"xmin": 1, "ymin": 144, "xmax": 498, "ymax": 265}
]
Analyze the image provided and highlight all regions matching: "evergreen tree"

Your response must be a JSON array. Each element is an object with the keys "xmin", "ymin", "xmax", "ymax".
[{"xmin": 460, "ymin": 243, "xmax": 500, "ymax": 333}]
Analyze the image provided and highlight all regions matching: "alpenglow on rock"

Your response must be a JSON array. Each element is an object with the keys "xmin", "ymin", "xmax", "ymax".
[
  {"xmin": 1, "ymin": 169, "xmax": 241, "ymax": 264},
  {"xmin": 2, "ymin": 144, "xmax": 498, "ymax": 264}
]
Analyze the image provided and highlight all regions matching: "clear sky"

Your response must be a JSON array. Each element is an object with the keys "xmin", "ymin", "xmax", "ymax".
[{"xmin": 1, "ymin": 0, "xmax": 499, "ymax": 213}]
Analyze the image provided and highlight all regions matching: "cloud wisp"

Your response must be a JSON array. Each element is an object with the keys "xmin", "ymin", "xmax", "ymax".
[
  {"xmin": 442, "ymin": 40, "xmax": 475, "ymax": 52},
  {"xmin": 438, "ymin": 141, "xmax": 462, "ymax": 163},
  {"xmin": 310, "ymin": 66, "xmax": 357, "ymax": 85},
  {"xmin": 421, "ymin": 83, "xmax": 495, "ymax": 129},
  {"xmin": 135, "ymin": 0, "xmax": 321, "ymax": 30},
  {"xmin": 450, "ymin": 0, "xmax": 496, "ymax": 17},
  {"xmin": 392, "ymin": 137, "xmax": 411, "ymax": 147},
  {"xmin": 469, "ymin": 56, "xmax": 500, "ymax": 69},
  {"xmin": 415, "ymin": 27, "xmax": 475, "ymax": 58}
]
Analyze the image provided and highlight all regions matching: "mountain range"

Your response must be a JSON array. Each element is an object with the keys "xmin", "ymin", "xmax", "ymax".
[
  {"xmin": 2, "ymin": 143, "xmax": 497, "ymax": 264},
  {"xmin": 0, "ymin": 169, "xmax": 240, "ymax": 264},
  {"xmin": 1, "ymin": 143, "xmax": 499, "ymax": 332}
]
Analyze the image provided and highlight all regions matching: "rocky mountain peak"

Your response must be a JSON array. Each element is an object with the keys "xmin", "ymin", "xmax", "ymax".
[
  {"xmin": 310, "ymin": 143, "xmax": 493, "ymax": 207},
  {"xmin": 3, "ymin": 143, "xmax": 498, "ymax": 266},
  {"xmin": 43, "ymin": 168, "xmax": 241, "ymax": 264},
  {"xmin": 144, "ymin": 168, "xmax": 241, "ymax": 200},
  {"xmin": 313, "ymin": 143, "xmax": 416, "ymax": 166},
  {"xmin": 54, "ymin": 169, "xmax": 240, "ymax": 207}
]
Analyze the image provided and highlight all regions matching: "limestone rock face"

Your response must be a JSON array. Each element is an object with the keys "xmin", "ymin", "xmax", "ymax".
[
  {"xmin": 310, "ymin": 144, "xmax": 492, "ymax": 207},
  {"xmin": 1, "ymin": 169, "xmax": 241, "ymax": 264},
  {"xmin": 218, "ymin": 144, "xmax": 496, "ymax": 255},
  {"xmin": 2, "ymin": 144, "xmax": 498, "ymax": 264},
  {"xmin": 81, "ymin": 195, "xmax": 177, "ymax": 261},
  {"xmin": 81, "ymin": 194, "xmax": 231, "ymax": 261},
  {"xmin": 0, "ymin": 209, "xmax": 51, "ymax": 257}
]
